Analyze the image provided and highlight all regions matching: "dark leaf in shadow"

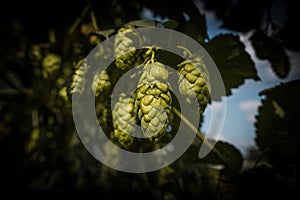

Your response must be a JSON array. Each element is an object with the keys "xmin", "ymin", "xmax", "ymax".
[{"xmin": 205, "ymin": 34, "xmax": 260, "ymax": 97}]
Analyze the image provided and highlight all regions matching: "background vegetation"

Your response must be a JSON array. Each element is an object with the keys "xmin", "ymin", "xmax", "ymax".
[{"xmin": 0, "ymin": 0, "xmax": 299, "ymax": 199}]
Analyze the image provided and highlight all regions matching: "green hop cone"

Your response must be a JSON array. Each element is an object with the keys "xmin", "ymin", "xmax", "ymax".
[
  {"xmin": 112, "ymin": 93, "xmax": 136, "ymax": 148},
  {"xmin": 114, "ymin": 25, "xmax": 139, "ymax": 70},
  {"xmin": 70, "ymin": 60, "xmax": 90, "ymax": 96},
  {"xmin": 178, "ymin": 55, "xmax": 210, "ymax": 114},
  {"xmin": 42, "ymin": 53, "xmax": 61, "ymax": 79},
  {"xmin": 135, "ymin": 62, "xmax": 172, "ymax": 142},
  {"xmin": 92, "ymin": 70, "xmax": 111, "ymax": 97}
]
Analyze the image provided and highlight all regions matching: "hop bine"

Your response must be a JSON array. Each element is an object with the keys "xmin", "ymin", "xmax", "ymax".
[{"xmin": 135, "ymin": 61, "xmax": 172, "ymax": 143}]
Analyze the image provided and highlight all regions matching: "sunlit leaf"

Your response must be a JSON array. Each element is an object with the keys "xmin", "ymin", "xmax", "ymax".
[{"xmin": 205, "ymin": 34, "xmax": 260, "ymax": 97}]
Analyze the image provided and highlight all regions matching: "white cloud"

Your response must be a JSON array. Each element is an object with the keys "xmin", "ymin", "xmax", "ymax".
[
  {"xmin": 286, "ymin": 51, "xmax": 300, "ymax": 81},
  {"xmin": 206, "ymin": 101, "xmax": 225, "ymax": 111},
  {"xmin": 238, "ymin": 100, "xmax": 261, "ymax": 122}
]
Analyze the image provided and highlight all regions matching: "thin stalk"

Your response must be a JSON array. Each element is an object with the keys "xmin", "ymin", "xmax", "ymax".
[
  {"xmin": 68, "ymin": 4, "xmax": 90, "ymax": 35},
  {"xmin": 172, "ymin": 107, "xmax": 229, "ymax": 167},
  {"xmin": 90, "ymin": 11, "xmax": 99, "ymax": 31}
]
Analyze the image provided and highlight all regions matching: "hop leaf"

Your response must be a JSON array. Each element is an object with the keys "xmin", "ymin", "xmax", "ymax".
[
  {"xmin": 135, "ymin": 62, "xmax": 172, "ymax": 142},
  {"xmin": 112, "ymin": 93, "xmax": 136, "ymax": 148}
]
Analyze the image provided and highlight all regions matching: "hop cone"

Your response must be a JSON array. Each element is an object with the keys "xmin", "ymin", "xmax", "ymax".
[
  {"xmin": 112, "ymin": 93, "xmax": 136, "ymax": 148},
  {"xmin": 135, "ymin": 62, "xmax": 172, "ymax": 142},
  {"xmin": 178, "ymin": 55, "xmax": 210, "ymax": 114},
  {"xmin": 41, "ymin": 53, "xmax": 61, "ymax": 78},
  {"xmin": 69, "ymin": 60, "xmax": 90, "ymax": 96},
  {"xmin": 114, "ymin": 25, "xmax": 139, "ymax": 70},
  {"xmin": 92, "ymin": 70, "xmax": 111, "ymax": 97}
]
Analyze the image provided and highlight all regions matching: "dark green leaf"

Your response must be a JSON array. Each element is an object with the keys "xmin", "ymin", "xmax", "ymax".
[
  {"xmin": 205, "ymin": 34, "xmax": 260, "ymax": 97},
  {"xmin": 162, "ymin": 20, "xmax": 179, "ymax": 29},
  {"xmin": 124, "ymin": 19, "xmax": 159, "ymax": 28},
  {"xmin": 200, "ymin": 141, "xmax": 243, "ymax": 172},
  {"xmin": 124, "ymin": 19, "xmax": 179, "ymax": 30},
  {"xmin": 250, "ymin": 31, "xmax": 290, "ymax": 79},
  {"xmin": 178, "ymin": 18, "xmax": 208, "ymax": 45},
  {"xmin": 141, "ymin": 0, "xmax": 208, "ymax": 44},
  {"xmin": 279, "ymin": 0, "xmax": 300, "ymax": 51},
  {"xmin": 270, "ymin": 54, "xmax": 290, "ymax": 79},
  {"xmin": 255, "ymin": 80, "xmax": 300, "ymax": 167},
  {"xmin": 201, "ymin": 0, "xmax": 272, "ymax": 32},
  {"xmin": 90, "ymin": 29, "xmax": 115, "ymax": 39}
]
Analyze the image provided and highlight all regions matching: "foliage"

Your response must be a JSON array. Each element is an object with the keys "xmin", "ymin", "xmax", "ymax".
[
  {"xmin": 205, "ymin": 34, "xmax": 259, "ymax": 96},
  {"xmin": 255, "ymin": 80, "xmax": 300, "ymax": 172},
  {"xmin": 0, "ymin": 0, "xmax": 299, "ymax": 199}
]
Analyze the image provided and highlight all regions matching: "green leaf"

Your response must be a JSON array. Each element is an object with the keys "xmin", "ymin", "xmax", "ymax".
[
  {"xmin": 201, "ymin": 0, "xmax": 271, "ymax": 33},
  {"xmin": 162, "ymin": 20, "xmax": 179, "ymax": 29},
  {"xmin": 90, "ymin": 29, "xmax": 115, "ymax": 39},
  {"xmin": 123, "ymin": 19, "xmax": 179, "ymax": 30},
  {"xmin": 183, "ymin": 139, "xmax": 243, "ymax": 172},
  {"xmin": 177, "ymin": 15, "xmax": 208, "ymax": 45},
  {"xmin": 200, "ymin": 140, "xmax": 243, "ymax": 172},
  {"xmin": 255, "ymin": 80, "xmax": 300, "ymax": 167},
  {"xmin": 124, "ymin": 19, "xmax": 160, "ymax": 28},
  {"xmin": 140, "ymin": 0, "xmax": 208, "ymax": 42},
  {"xmin": 205, "ymin": 34, "xmax": 260, "ymax": 97}
]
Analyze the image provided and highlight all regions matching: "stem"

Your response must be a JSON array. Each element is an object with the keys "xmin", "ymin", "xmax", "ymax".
[
  {"xmin": 172, "ymin": 107, "xmax": 228, "ymax": 167},
  {"xmin": 150, "ymin": 49, "xmax": 155, "ymax": 63},
  {"xmin": 172, "ymin": 107, "xmax": 205, "ymax": 141},
  {"xmin": 177, "ymin": 45, "xmax": 192, "ymax": 57},
  {"xmin": 90, "ymin": 11, "xmax": 99, "ymax": 31},
  {"xmin": 68, "ymin": 4, "xmax": 90, "ymax": 35}
]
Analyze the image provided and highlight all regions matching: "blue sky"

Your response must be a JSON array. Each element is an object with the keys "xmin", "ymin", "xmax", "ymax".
[
  {"xmin": 202, "ymin": 10, "xmax": 300, "ymax": 155},
  {"xmin": 140, "ymin": 6, "xmax": 300, "ymax": 155}
]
